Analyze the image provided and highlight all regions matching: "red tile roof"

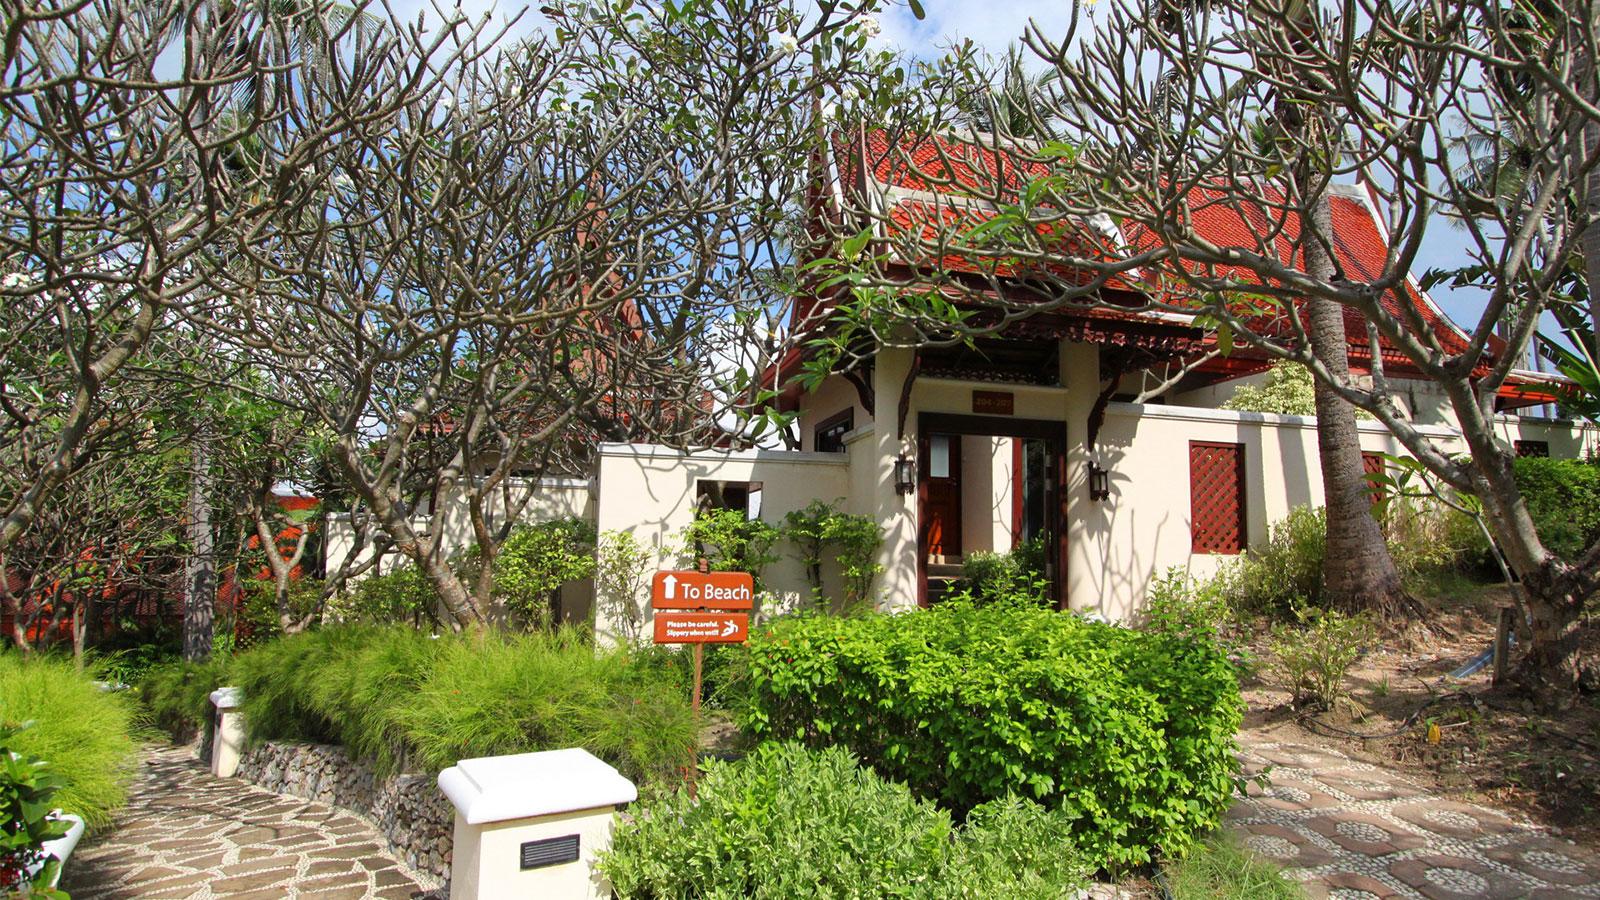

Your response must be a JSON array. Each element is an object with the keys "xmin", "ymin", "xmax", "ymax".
[{"xmin": 833, "ymin": 129, "xmax": 1477, "ymax": 373}]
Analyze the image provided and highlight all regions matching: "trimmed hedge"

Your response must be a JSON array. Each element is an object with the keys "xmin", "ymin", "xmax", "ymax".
[
  {"xmin": 0, "ymin": 654, "xmax": 138, "ymax": 831},
  {"xmin": 229, "ymin": 626, "xmax": 695, "ymax": 782},
  {"xmin": 600, "ymin": 742, "xmax": 1088, "ymax": 899},
  {"xmin": 740, "ymin": 602, "xmax": 1242, "ymax": 867}
]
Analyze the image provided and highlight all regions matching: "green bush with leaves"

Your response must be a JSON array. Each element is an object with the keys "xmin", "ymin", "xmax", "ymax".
[
  {"xmin": 681, "ymin": 508, "xmax": 780, "ymax": 594},
  {"xmin": 599, "ymin": 742, "xmax": 1088, "ymax": 899},
  {"xmin": 458, "ymin": 518, "xmax": 596, "ymax": 627},
  {"xmin": 1268, "ymin": 608, "xmax": 1376, "ymax": 709},
  {"xmin": 0, "ymin": 725, "xmax": 72, "ymax": 897},
  {"xmin": 0, "ymin": 654, "xmax": 138, "ymax": 832},
  {"xmin": 741, "ymin": 603, "xmax": 1242, "ymax": 867},
  {"xmin": 954, "ymin": 536, "xmax": 1049, "ymax": 606},
  {"xmin": 331, "ymin": 563, "xmax": 439, "ymax": 627},
  {"xmin": 1142, "ymin": 568, "xmax": 1245, "ymax": 654},
  {"xmin": 1512, "ymin": 456, "xmax": 1600, "ymax": 560},
  {"xmin": 230, "ymin": 626, "xmax": 693, "ymax": 782},
  {"xmin": 594, "ymin": 530, "xmax": 652, "ymax": 645},
  {"xmin": 1233, "ymin": 505, "xmax": 1325, "ymax": 614},
  {"xmin": 139, "ymin": 656, "xmax": 233, "ymax": 743},
  {"xmin": 782, "ymin": 500, "xmax": 883, "ymax": 611}
]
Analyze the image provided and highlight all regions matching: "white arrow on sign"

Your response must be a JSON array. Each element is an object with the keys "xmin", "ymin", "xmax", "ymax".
[
  {"xmin": 662, "ymin": 574, "xmax": 678, "ymax": 600},
  {"xmin": 721, "ymin": 619, "xmax": 737, "ymax": 637}
]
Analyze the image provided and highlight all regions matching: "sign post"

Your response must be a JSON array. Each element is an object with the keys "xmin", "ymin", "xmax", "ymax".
[{"xmin": 651, "ymin": 562, "xmax": 753, "ymax": 797}]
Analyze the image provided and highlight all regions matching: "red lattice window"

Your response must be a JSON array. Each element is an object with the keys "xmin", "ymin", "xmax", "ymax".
[
  {"xmin": 1190, "ymin": 442, "xmax": 1246, "ymax": 554},
  {"xmin": 1362, "ymin": 452, "xmax": 1386, "ymax": 505},
  {"xmin": 1515, "ymin": 440, "xmax": 1550, "ymax": 458}
]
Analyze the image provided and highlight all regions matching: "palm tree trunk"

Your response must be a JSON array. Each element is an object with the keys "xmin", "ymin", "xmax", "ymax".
[{"xmin": 1303, "ymin": 195, "xmax": 1411, "ymax": 618}]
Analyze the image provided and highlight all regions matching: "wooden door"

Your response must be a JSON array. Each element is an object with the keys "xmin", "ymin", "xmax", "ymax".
[{"xmin": 922, "ymin": 432, "xmax": 962, "ymax": 558}]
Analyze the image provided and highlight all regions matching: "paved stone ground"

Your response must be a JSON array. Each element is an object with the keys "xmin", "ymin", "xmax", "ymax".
[
  {"xmin": 60, "ymin": 747, "xmax": 437, "ymax": 899},
  {"xmin": 1227, "ymin": 736, "xmax": 1600, "ymax": 899}
]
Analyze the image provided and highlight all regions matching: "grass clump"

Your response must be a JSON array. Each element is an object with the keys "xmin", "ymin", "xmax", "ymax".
[
  {"xmin": 397, "ymin": 631, "xmax": 692, "ymax": 781},
  {"xmin": 138, "ymin": 656, "xmax": 233, "ymax": 743},
  {"xmin": 0, "ymin": 653, "xmax": 138, "ymax": 831},
  {"xmin": 230, "ymin": 625, "xmax": 693, "ymax": 782},
  {"xmin": 1163, "ymin": 833, "xmax": 1304, "ymax": 899},
  {"xmin": 600, "ymin": 742, "xmax": 1088, "ymax": 899}
]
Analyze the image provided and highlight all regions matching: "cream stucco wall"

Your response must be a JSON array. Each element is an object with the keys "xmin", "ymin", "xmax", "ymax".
[
  {"xmin": 958, "ymin": 436, "xmax": 1016, "ymax": 555},
  {"xmin": 323, "ymin": 478, "xmax": 598, "ymax": 624},
  {"xmin": 591, "ymin": 443, "xmax": 854, "ymax": 644}
]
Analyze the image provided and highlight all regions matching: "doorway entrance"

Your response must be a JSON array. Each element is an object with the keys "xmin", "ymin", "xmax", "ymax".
[{"xmin": 916, "ymin": 413, "xmax": 1068, "ymax": 609}]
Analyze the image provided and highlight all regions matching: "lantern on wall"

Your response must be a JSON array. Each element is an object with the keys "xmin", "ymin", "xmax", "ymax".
[
  {"xmin": 1088, "ymin": 462, "xmax": 1111, "ymax": 502},
  {"xmin": 893, "ymin": 453, "xmax": 916, "ymax": 495}
]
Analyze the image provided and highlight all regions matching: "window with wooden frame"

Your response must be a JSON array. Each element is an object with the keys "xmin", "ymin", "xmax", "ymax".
[
  {"xmin": 1515, "ymin": 440, "xmax": 1550, "ymax": 458},
  {"xmin": 1361, "ymin": 452, "xmax": 1386, "ymax": 506},
  {"xmin": 1190, "ymin": 442, "xmax": 1246, "ymax": 554},
  {"xmin": 813, "ymin": 410, "xmax": 854, "ymax": 454},
  {"xmin": 696, "ymin": 480, "xmax": 763, "ymax": 519}
]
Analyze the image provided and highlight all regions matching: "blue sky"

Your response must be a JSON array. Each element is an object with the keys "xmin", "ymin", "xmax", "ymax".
[{"xmin": 390, "ymin": 0, "xmax": 1512, "ymax": 361}]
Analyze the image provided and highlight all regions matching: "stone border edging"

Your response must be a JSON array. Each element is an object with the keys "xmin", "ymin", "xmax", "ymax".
[{"xmin": 236, "ymin": 740, "xmax": 453, "ymax": 883}]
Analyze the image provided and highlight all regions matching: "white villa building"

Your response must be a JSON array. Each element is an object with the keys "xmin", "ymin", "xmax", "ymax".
[{"xmin": 329, "ymin": 131, "xmax": 1598, "ymax": 636}]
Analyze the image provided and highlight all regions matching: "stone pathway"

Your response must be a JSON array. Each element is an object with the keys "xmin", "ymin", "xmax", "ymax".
[
  {"xmin": 1227, "ymin": 736, "xmax": 1600, "ymax": 898},
  {"xmin": 61, "ymin": 747, "xmax": 436, "ymax": 899}
]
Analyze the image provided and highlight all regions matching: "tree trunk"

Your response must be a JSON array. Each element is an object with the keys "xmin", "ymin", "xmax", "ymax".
[
  {"xmin": 1303, "ymin": 195, "xmax": 1412, "ymax": 618},
  {"xmin": 330, "ymin": 439, "xmax": 483, "ymax": 630},
  {"xmin": 184, "ymin": 442, "xmax": 215, "ymax": 661}
]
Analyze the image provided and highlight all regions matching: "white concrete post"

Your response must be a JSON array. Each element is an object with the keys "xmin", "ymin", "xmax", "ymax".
[
  {"xmin": 208, "ymin": 687, "xmax": 246, "ymax": 778},
  {"xmin": 438, "ymin": 748, "xmax": 636, "ymax": 900}
]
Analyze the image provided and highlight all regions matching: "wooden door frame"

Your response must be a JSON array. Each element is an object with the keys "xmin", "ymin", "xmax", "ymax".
[{"xmin": 916, "ymin": 413, "xmax": 1068, "ymax": 609}]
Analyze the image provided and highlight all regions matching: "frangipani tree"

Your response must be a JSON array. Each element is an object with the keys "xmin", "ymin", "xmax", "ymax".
[{"xmin": 213, "ymin": 0, "xmax": 905, "ymax": 629}]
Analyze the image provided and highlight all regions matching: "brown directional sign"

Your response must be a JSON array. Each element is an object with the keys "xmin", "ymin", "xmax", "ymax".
[
  {"xmin": 653, "ymin": 612, "xmax": 750, "ymax": 644},
  {"xmin": 651, "ymin": 571, "xmax": 754, "ymax": 610}
]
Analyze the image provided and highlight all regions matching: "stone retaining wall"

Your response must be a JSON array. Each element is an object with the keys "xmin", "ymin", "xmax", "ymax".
[{"xmin": 237, "ymin": 741, "xmax": 453, "ymax": 881}]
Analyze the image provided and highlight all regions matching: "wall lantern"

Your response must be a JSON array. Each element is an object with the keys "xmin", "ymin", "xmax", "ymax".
[
  {"xmin": 894, "ymin": 453, "xmax": 917, "ymax": 495},
  {"xmin": 1088, "ymin": 462, "xmax": 1111, "ymax": 502}
]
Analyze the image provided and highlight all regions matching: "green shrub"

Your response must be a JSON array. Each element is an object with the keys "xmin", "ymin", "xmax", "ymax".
[
  {"xmin": 330, "ymin": 563, "xmax": 439, "ymax": 627},
  {"xmin": 1221, "ymin": 361, "xmax": 1318, "ymax": 416},
  {"xmin": 1162, "ymin": 832, "xmax": 1304, "ymax": 899},
  {"xmin": 953, "ymin": 536, "xmax": 1050, "ymax": 607},
  {"xmin": 741, "ymin": 603, "xmax": 1242, "ymax": 867},
  {"xmin": 1268, "ymin": 608, "xmax": 1375, "ymax": 709},
  {"xmin": 237, "ymin": 577, "xmax": 325, "ymax": 640},
  {"xmin": 599, "ymin": 742, "xmax": 1088, "ymax": 899},
  {"xmin": 782, "ymin": 500, "xmax": 884, "ymax": 611},
  {"xmin": 458, "ymin": 518, "xmax": 596, "ymax": 628},
  {"xmin": 1142, "ymin": 568, "xmax": 1243, "ymax": 651},
  {"xmin": 230, "ymin": 626, "xmax": 694, "ymax": 782},
  {"xmin": 138, "ymin": 656, "xmax": 232, "ymax": 743},
  {"xmin": 1234, "ymin": 505, "xmax": 1325, "ymax": 614},
  {"xmin": 594, "ymin": 530, "xmax": 652, "ymax": 646},
  {"xmin": 680, "ymin": 508, "xmax": 781, "ymax": 595},
  {"xmin": 1513, "ymin": 456, "xmax": 1600, "ymax": 560},
  {"xmin": 0, "ymin": 655, "xmax": 138, "ymax": 832},
  {"xmin": 87, "ymin": 641, "xmax": 179, "ymax": 687},
  {"xmin": 1, "ymin": 724, "xmax": 73, "ymax": 896}
]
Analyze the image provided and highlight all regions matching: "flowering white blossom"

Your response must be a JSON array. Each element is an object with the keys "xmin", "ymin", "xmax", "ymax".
[
  {"xmin": 857, "ymin": 14, "xmax": 880, "ymax": 38},
  {"xmin": 769, "ymin": 30, "xmax": 799, "ymax": 55},
  {"xmin": 838, "ymin": 84, "xmax": 860, "ymax": 103}
]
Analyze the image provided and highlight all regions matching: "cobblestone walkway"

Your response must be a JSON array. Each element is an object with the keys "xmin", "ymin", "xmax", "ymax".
[
  {"xmin": 1227, "ymin": 737, "xmax": 1600, "ymax": 898},
  {"xmin": 61, "ymin": 747, "xmax": 435, "ymax": 899}
]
